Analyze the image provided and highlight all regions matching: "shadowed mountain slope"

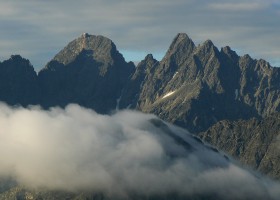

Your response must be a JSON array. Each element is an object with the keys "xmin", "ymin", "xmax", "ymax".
[
  {"xmin": 119, "ymin": 33, "xmax": 280, "ymax": 133},
  {"xmin": 1, "ymin": 33, "xmax": 280, "ymax": 181},
  {"xmin": 38, "ymin": 33, "xmax": 135, "ymax": 113}
]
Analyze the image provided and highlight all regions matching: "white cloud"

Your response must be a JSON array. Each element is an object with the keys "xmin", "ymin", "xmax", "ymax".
[{"xmin": 0, "ymin": 103, "xmax": 279, "ymax": 199}]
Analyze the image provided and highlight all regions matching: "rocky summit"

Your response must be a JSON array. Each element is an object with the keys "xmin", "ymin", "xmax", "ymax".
[
  {"xmin": 120, "ymin": 33, "xmax": 280, "ymax": 133},
  {"xmin": 38, "ymin": 34, "xmax": 135, "ymax": 113},
  {"xmin": 1, "ymin": 33, "xmax": 280, "ymax": 182},
  {"xmin": 0, "ymin": 55, "xmax": 39, "ymax": 106}
]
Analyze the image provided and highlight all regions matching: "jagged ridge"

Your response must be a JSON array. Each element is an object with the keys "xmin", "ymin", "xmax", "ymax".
[
  {"xmin": 1, "ymin": 33, "xmax": 280, "ymax": 130},
  {"xmin": 120, "ymin": 33, "xmax": 280, "ymax": 133},
  {"xmin": 1, "ymin": 33, "xmax": 280, "ymax": 180}
]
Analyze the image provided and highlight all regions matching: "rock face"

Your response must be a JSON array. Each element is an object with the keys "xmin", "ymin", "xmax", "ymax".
[
  {"xmin": 1, "ymin": 33, "xmax": 280, "ymax": 130},
  {"xmin": 199, "ymin": 113, "xmax": 280, "ymax": 179},
  {"xmin": 119, "ymin": 53, "xmax": 159, "ymax": 109},
  {"xmin": 38, "ymin": 34, "xmax": 135, "ymax": 113},
  {"xmin": 0, "ymin": 55, "xmax": 39, "ymax": 106},
  {"xmin": 1, "ymin": 33, "xmax": 280, "ymax": 180},
  {"xmin": 120, "ymin": 33, "xmax": 280, "ymax": 133}
]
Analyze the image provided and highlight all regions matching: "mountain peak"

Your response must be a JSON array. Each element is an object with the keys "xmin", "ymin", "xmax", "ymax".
[
  {"xmin": 81, "ymin": 32, "xmax": 90, "ymax": 38},
  {"xmin": 53, "ymin": 34, "xmax": 118, "ymax": 65},
  {"xmin": 175, "ymin": 33, "xmax": 190, "ymax": 41},
  {"xmin": 137, "ymin": 54, "xmax": 158, "ymax": 69},
  {"xmin": 195, "ymin": 39, "xmax": 219, "ymax": 56},
  {"xmin": 162, "ymin": 33, "xmax": 195, "ymax": 65},
  {"xmin": 221, "ymin": 46, "xmax": 231, "ymax": 52},
  {"xmin": 221, "ymin": 46, "xmax": 233, "ymax": 55},
  {"xmin": 144, "ymin": 53, "xmax": 154, "ymax": 60},
  {"xmin": 168, "ymin": 33, "xmax": 195, "ymax": 52},
  {"xmin": 78, "ymin": 34, "xmax": 115, "ymax": 50},
  {"xmin": 221, "ymin": 46, "xmax": 239, "ymax": 61},
  {"xmin": 3, "ymin": 55, "xmax": 33, "ymax": 70},
  {"xmin": 203, "ymin": 39, "xmax": 214, "ymax": 48}
]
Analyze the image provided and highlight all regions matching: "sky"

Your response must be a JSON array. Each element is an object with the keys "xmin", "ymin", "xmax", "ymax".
[{"xmin": 0, "ymin": 0, "xmax": 280, "ymax": 70}]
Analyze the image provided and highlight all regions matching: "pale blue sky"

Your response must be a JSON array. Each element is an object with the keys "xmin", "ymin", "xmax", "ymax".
[{"xmin": 0, "ymin": 0, "xmax": 280, "ymax": 70}]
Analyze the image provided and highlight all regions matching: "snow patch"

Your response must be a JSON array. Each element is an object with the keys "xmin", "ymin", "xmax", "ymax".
[
  {"xmin": 162, "ymin": 91, "xmax": 175, "ymax": 99},
  {"xmin": 172, "ymin": 72, "xmax": 178, "ymax": 79}
]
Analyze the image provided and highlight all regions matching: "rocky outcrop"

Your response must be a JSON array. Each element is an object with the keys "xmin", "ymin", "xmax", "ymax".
[
  {"xmin": 1, "ymin": 33, "xmax": 280, "ymax": 185},
  {"xmin": 120, "ymin": 33, "xmax": 280, "ymax": 133},
  {"xmin": 1, "ymin": 33, "xmax": 280, "ymax": 133},
  {"xmin": 0, "ymin": 55, "xmax": 39, "ymax": 106},
  {"xmin": 199, "ymin": 113, "xmax": 280, "ymax": 179},
  {"xmin": 38, "ymin": 34, "xmax": 135, "ymax": 113},
  {"xmin": 119, "ymin": 54, "xmax": 159, "ymax": 109}
]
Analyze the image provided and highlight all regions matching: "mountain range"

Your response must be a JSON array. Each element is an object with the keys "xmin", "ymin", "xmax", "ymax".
[
  {"xmin": 2, "ymin": 33, "xmax": 280, "ymax": 130},
  {"xmin": 1, "ymin": 32, "xmax": 280, "ymax": 198}
]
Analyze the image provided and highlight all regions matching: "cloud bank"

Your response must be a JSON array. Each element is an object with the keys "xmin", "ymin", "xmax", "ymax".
[{"xmin": 0, "ymin": 103, "xmax": 279, "ymax": 199}]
